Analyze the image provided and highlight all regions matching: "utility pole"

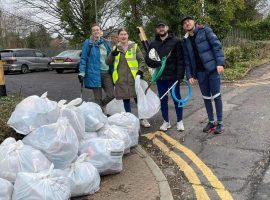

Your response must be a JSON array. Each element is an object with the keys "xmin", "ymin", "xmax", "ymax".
[
  {"xmin": 95, "ymin": 0, "xmax": 98, "ymax": 23},
  {"xmin": 201, "ymin": 0, "xmax": 205, "ymax": 17}
]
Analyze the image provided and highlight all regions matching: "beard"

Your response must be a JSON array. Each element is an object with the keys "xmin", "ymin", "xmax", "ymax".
[
  {"xmin": 158, "ymin": 31, "xmax": 168, "ymax": 37},
  {"xmin": 187, "ymin": 25, "xmax": 195, "ymax": 32}
]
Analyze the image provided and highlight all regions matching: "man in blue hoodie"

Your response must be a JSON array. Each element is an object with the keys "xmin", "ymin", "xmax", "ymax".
[
  {"xmin": 78, "ymin": 24, "xmax": 114, "ymax": 106},
  {"xmin": 181, "ymin": 16, "xmax": 225, "ymax": 134}
]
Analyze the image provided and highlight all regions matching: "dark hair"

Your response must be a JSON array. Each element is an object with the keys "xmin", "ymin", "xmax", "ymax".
[
  {"xmin": 91, "ymin": 23, "xmax": 101, "ymax": 29},
  {"xmin": 117, "ymin": 28, "xmax": 128, "ymax": 35}
]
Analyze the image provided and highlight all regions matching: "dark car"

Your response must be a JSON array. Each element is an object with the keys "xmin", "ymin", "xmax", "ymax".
[
  {"xmin": 0, "ymin": 49, "xmax": 52, "ymax": 74},
  {"xmin": 50, "ymin": 50, "xmax": 82, "ymax": 73}
]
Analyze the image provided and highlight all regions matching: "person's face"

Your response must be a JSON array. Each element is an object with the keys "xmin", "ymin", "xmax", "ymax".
[
  {"xmin": 92, "ymin": 26, "xmax": 101, "ymax": 38},
  {"xmin": 182, "ymin": 19, "xmax": 195, "ymax": 32},
  {"xmin": 156, "ymin": 25, "xmax": 169, "ymax": 37},
  {"xmin": 118, "ymin": 31, "xmax": 129, "ymax": 43}
]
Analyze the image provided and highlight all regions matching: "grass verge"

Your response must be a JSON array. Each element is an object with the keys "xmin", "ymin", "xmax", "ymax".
[
  {"xmin": 223, "ymin": 58, "xmax": 270, "ymax": 81},
  {"xmin": 0, "ymin": 95, "xmax": 24, "ymax": 143}
]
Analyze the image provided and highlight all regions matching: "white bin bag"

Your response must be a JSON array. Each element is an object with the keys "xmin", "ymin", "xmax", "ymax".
[
  {"xmin": 23, "ymin": 117, "xmax": 79, "ymax": 169},
  {"xmin": 84, "ymin": 132, "xmax": 98, "ymax": 140},
  {"xmin": 135, "ymin": 76, "xmax": 160, "ymax": 119},
  {"xmin": 97, "ymin": 124, "xmax": 132, "ymax": 153},
  {"xmin": 7, "ymin": 92, "xmax": 59, "ymax": 135},
  {"xmin": 64, "ymin": 154, "xmax": 100, "ymax": 197},
  {"xmin": 79, "ymin": 138, "xmax": 124, "ymax": 175},
  {"xmin": 105, "ymin": 98, "xmax": 125, "ymax": 115},
  {"xmin": 79, "ymin": 102, "xmax": 108, "ymax": 132},
  {"xmin": 58, "ymin": 98, "xmax": 85, "ymax": 141},
  {"xmin": 0, "ymin": 178, "xmax": 13, "ymax": 200},
  {"xmin": 0, "ymin": 138, "xmax": 51, "ymax": 183},
  {"xmin": 12, "ymin": 164, "xmax": 71, "ymax": 200},
  {"xmin": 108, "ymin": 112, "xmax": 140, "ymax": 147}
]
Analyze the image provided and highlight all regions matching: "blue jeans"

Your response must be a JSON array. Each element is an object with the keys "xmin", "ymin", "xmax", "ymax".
[
  {"xmin": 197, "ymin": 71, "xmax": 223, "ymax": 123},
  {"xmin": 156, "ymin": 80, "xmax": 183, "ymax": 122}
]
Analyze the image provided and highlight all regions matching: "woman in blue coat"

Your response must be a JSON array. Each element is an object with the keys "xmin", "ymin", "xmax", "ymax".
[{"xmin": 78, "ymin": 24, "xmax": 114, "ymax": 106}]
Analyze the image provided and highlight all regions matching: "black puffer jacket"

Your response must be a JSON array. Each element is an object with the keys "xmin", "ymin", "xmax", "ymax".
[{"xmin": 146, "ymin": 34, "xmax": 185, "ymax": 80}]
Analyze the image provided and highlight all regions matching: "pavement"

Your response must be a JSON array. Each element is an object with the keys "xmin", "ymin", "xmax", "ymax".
[
  {"xmin": 73, "ymin": 146, "xmax": 172, "ymax": 200},
  {"xmin": 4, "ymin": 63, "xmax": 270, "ymax": 200},
  {"xmin": 5, "ymin": 70, "xmax": 173, "ymax": 200}
]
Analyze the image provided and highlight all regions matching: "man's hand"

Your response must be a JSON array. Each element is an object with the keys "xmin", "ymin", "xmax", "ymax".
[
  {"xmin": 111, "ymin": 48, "xmax": 120, "ymax": 56},
  {"xmin": 189, "ymin": 78, "xmax": 195, "ymax": 85},
  {"xmin": 217, "ymin": 65, "xmax": 224, "ymax": 74},
  {"xmin": 136, "ymin": 70, "xmax": 144, "ymax": 78},
  {"xmin": 78, "ymin": 74, "xmax": 84, "ymax": 84}
]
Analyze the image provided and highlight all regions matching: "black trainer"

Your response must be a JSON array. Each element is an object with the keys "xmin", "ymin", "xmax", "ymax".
[{"xmin": 203, "ymin": 122, "xmax": 216, "ymax": 133}]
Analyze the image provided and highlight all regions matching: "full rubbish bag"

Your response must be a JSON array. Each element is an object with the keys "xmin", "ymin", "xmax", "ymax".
[
  {"xmin": 64, "ymin": 154, "xmax": 100, "ymax": 197},
  {"xmin": 78, "ymin": 102, "xmax": 108, "ymax": 132},
  {"xmin": 12, "ymin": 164, "xmax": 71, "ymax": 200},
  {"xmin": 0, "ymin": 137, "xmax": 51, "ymax": 183},
  {"xmin": 0, "ymin": 178, "xmax": 13, "ymax": 200},
  {"xmin": 7, "ymin": 92, "xmax": 59, "ymax": 135},
  {"xmin": 97, "ymin": 124, "xmax": 132, "ymax": 153},
  {"xmin": 135, "ymin": 76, "xmax": 160, "ymax": 119},
  {"xmin": 79, "ymin": 138, "xmax": 124, "ymax": 175},
  {"xmin": 23, "ymin": 117, "xmax": 79, "ymax": 169},
  {"xmin": 58, "ymin": 98, "xmax": 85, "ymax": 141},
  {"xmin": 105, "ymin": 98, "xmax": 125, "ymax": 115},
  {"xmin": 108, "ymin": 112, "xmax": 140, "ymax": 147}
]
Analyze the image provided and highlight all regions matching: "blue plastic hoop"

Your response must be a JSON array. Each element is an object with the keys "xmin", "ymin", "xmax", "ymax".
[{"xmin": 171, "ymin": 80, "xmax": 192, "ymax": 108}]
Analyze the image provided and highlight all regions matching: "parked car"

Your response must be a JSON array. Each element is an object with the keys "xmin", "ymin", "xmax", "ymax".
[
  {"xmin": 0, "ymin": 49, "xmax": 52, "ymax": 74},
  {"xmin": 50, "ymin": 50, "xmax": 82, "ymax": 73}
]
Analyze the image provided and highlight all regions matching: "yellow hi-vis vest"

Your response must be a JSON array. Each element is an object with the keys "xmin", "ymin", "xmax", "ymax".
[{"xmin": 112, "ymin": 43, "xmax": 139, "ymax": 84}]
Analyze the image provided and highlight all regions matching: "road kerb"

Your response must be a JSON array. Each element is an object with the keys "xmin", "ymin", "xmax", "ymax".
[{"xmin": 136, "ymin": 145, "xmax": 174, "ymax": 200}]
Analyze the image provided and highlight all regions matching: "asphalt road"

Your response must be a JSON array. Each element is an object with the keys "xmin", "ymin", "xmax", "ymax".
[{"xmin": 4, "ymin": 65, "xmax": 270, "ymax": 200}]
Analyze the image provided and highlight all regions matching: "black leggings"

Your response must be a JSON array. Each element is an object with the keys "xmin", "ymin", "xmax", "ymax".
[{"xmin": 123, "ymin": 98, "xmax": 137, "ymax": 112}]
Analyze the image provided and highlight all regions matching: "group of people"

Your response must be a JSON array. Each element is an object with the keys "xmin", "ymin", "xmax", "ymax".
[{"xmin": 78, "ymin": 16, "xmax": 225, "ymax": 135}]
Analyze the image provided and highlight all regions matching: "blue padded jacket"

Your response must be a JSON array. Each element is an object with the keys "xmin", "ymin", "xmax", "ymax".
[{"xmin": 183, "ymin": 25, "xmax": 224, "ymax": 80}]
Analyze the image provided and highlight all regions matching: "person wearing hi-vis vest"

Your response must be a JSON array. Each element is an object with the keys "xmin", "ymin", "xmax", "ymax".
[{"xmin": 106, "ymin": 28, "xmax": 151, "ymax": 128}]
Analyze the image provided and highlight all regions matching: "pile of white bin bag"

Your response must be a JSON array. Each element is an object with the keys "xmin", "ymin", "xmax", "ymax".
[{"xmin": 0, "ymin": 92, "xmax": 140, "ymax": 199}]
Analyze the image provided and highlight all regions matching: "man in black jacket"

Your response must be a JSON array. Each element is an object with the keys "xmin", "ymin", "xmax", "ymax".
[{"xmin": 146, "ymin": 20, "xmax": 185, "ymax": 131}]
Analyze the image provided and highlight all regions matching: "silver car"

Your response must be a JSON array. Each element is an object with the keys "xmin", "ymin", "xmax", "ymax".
[
  {"xmin": 50, "ymin": 50, "xmax": 81, "ymax": 73},
  {"xmin": 0, "ymin": 49, "xmax": 52, "ymax": 74}
]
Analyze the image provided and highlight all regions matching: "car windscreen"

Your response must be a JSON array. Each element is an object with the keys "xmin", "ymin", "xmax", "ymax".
[
  {"xmin": 0, "ymin": 51, "xmax": 14, "ymax": 58},
  {"xmin": 57, "ymin": 50, "xmax": 80, "ymax": 57}
]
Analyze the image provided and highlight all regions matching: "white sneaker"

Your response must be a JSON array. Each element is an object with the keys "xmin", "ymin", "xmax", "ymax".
[
  {"xmin": 177, "ymin": 120, "xmax": 185, "ymax": 131},
  {"xmin": 160, "ymin": 121, "xmax": 171, "ymax": 131},
  {"xmin": 140, "ymin": 119, "xmax": 151, "ymax": 128}
]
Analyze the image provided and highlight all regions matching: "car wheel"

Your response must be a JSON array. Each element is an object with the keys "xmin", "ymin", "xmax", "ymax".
[
  {"xmin": 56, "ymin": 69, "xmax": 64, "ymax": 74},
  {"xmin": 47, "ymin": 63, "xmax": 53, "ymax": 71},
  {"xmin": 21, "ymin": 65, "xmax": 29, "ymax": 74},
  {"xmin": 4, "ymin": 71, "xmax": 9, "ymax": 75}
]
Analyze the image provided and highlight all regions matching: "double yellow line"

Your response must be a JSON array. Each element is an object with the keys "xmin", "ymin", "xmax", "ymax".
[{"xmin": 143, "ymin": 131, "xmax": 233, "ymax": 200}]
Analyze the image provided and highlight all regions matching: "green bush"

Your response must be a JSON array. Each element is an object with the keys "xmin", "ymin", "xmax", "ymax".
[
  {"xmin": 0, "ymin": 96, "xmax": 23, "ymax": 143},
  {"xmin": 224, "ymin": 46, "xmax": 243, "ymax": 65},
  {"xmin": 238, "ymin": 16, "xmax": 270, "ymax": 40},
  {"xmin": 223, "ymin": 41, "xmax": 270, "ymax": 81}
]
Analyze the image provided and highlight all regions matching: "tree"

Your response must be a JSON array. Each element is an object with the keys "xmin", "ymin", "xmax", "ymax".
[
  {"xmin": 16, "ymin": 0, "xmax": 122, "ymax": 44},
  {"xmin": 233, "ymin": 0, "xmax": 267, "ymax": 24},
  {"xmin": 120, "ymin": 0, "xmax": 180, "ymax": 42},
  {"xmin": 119, "ymin": 0, "xmax": 245, "ymax": 40}
]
